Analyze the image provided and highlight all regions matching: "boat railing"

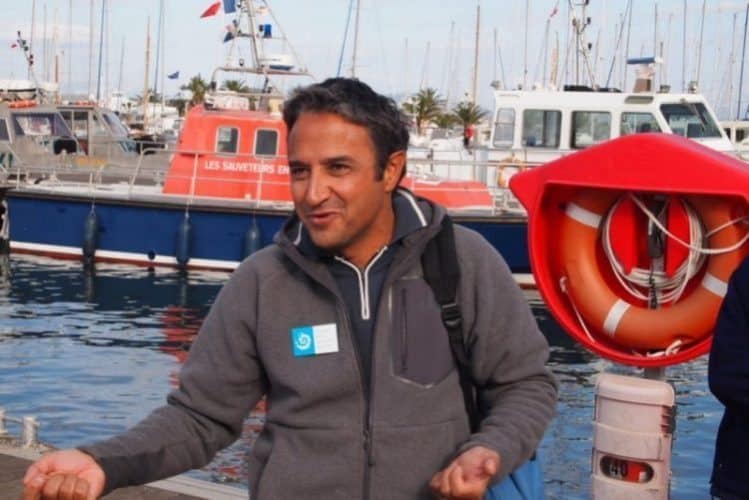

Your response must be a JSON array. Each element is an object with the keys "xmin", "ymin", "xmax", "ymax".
[{"xmin": 0, "ymin": 407, "xmax": 44, "ymax": 449}]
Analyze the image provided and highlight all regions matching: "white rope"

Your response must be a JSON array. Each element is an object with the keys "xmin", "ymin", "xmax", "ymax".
[
  {"xmin": 601, "ymin": 194, "xmax": 749, "ymax": 305},
  {"xmin": 559, "ymin": 276, "xmax": 597, "ymax": 344}
]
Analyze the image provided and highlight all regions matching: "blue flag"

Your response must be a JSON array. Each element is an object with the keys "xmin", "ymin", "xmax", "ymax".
[
  {"xmin": 223, "ymin": 31, "xmax": 235, "ymax": 43},
  {"xmin": 223, "ymin": 0, "xmax": 236, "ymax": 13},
  {"xmin": 167, "ymin": 71, "xmax": 179, "ymax": 79}
]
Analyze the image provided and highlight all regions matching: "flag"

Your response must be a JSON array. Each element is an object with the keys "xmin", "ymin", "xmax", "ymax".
[
  {"xmin": 10, "ymin": 43, "xmax": 17, "ymax": 48},
  {"xmin": 223, "ymin": 31, "xmax": 235, "ymax": 43},
  {"xmin": 200, "ymin": 1, "xmax": 221, "ymax": 18},
  {"xmin": 223, "ymin": 0, "xmax": 236, "ymax": 14},
  {"xmin": 168, "ymin": 71, "xmax": 180, "ymax": 79},
  {"xmin": 549, "ymin": 1, "xmax": 559, "ymax": 18}
]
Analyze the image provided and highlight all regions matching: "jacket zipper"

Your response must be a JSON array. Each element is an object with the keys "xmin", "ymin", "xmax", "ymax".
[{"xmin": 338, "ymin": 304, "xmax": 373, "ymax": 500}]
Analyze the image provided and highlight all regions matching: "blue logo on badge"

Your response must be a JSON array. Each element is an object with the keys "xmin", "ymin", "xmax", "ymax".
[{"xmin": 291, "ymin": 326, "xmax": 316, "ymax": 357}]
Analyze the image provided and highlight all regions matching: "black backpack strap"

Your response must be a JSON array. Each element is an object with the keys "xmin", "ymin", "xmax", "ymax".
[{"xmin": 422, "ymin": 216, "xmax": 481, "ymax": 433}]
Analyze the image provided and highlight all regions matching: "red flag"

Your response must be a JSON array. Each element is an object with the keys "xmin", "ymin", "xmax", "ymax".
[
  {"xmin": 549, "ymin": 0, "xmax": 559, "ymax": 18},
  {"xmin": 200, "ymin": 1, "xmax": 221, "ymax": 18},
  {"xmin": 10, "ymin": 43, "xmax": 18, "ymax": 48}
]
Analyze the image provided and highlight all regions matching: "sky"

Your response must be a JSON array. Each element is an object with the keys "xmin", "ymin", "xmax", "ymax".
[{"xmin": 2, "ymin": 0, "xmax": 749, "ymax": 118}]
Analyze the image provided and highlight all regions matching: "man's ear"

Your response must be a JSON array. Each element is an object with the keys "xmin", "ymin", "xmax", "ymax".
[{"xmin": 382, "ymin": 150, "xmax": 406, "ymax": 192}]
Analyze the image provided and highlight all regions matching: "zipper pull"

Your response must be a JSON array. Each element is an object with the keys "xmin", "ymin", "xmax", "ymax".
[{"xmin": 364, "ymin": 429, "xmax": 376, "ymax": 466}]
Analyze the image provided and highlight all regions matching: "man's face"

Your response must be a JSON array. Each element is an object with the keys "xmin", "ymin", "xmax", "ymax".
[{"xmin": 288, "ymin": 112, "xmax": 404, "ymax": 267}]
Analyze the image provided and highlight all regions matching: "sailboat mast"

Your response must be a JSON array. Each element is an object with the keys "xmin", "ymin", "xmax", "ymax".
[
  {"xmin": 153, "ymin": 0, "xmax": 163, "ymax": 98},
  {"xmin": 350, "ymin": 0, "xmax": 361, "ymax": 78},
  {"xmin": 117, "ymin": 37, "xmax": 124, "ymax": 91},
  {"xmin": 696, "ymin": 0, "xmax": 706, "ymax": 88},
  {"xmin": 96, "ymin": 0, "xmax": 106, "ymax": 101},
  {"xmin": 160, "ymin": 1, "xmax": 166, "ymax": 110},
  {"xmin": 472, "ymin": 2, "xmax": 479, "ymax": 104},
  {"xmin": 523, "ymin": 0, "xmax": 529, "ymax": 88},
  {"xmin": 681, "ymin": 0, "xmax": 687, "ymax": 92},
  {"xmin": 143, "ymin": 17, "xmax": 151, "ymax": 132},
  {"xmin": 30, "ymin": 0, "xmax": 36, "ymax": 79},
  {"xmin": 246, "ymin": 3, "xmax": 262, "ymax": 75},
  {"xmin": 88, "ymin": 0, "xmax": 94, "ymax": 96},
  {"xmin": 737, "ymin": 3, "xmax": 749, "ymax": 119},
  {"xmin": 68, "ymin": 0, "xmax": 72, "ymax": 94}
]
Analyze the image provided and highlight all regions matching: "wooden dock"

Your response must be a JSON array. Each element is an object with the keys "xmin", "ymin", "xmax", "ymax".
[{"xmin": 1, "ymin": 445, "xmax": 246, "ymax": 499}]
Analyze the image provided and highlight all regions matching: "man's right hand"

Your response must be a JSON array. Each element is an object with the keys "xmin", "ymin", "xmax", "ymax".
[{"xmin": 22, "ymin": 449, "xmax": 105, "ymax": 500}]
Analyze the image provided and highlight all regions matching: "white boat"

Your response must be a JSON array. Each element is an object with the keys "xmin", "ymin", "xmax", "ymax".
[{"xmin": 721, "ymin": 119, "xmax": 749, "ymax": 161}]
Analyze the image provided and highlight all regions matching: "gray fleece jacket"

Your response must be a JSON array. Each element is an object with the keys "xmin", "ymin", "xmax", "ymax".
[{"xmin": 80, "ymin": 193, "xmax": 558, "ymax": 499}]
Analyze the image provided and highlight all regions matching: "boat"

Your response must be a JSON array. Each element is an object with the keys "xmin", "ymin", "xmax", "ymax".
[
  {"xmin": 0, "ymin": 0, "xmax": 531, "ymax": 282},
  {"xmin": 720, "ymin": 119, "xmax": 749, "ymax": 160}
]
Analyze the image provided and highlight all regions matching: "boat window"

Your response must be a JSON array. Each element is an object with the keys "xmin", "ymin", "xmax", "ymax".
[
  {"xmin": 102, "ymin": 112, "xmax": 130, "ymax": 138},
  {"xmin": 621, "ymin": 112, "xmax": 661, "ymax": 136},
  {"xmin": 11, "ymin": 113, "xmax": 72, "ymax": 137},
  {"xmin": 72, "ymin": 111, "xmax": 89, "ymax": 138},
  {"xmin": 737, "ymin": 128, "xmax": 748, "ymax": 143},
  {"xmin": 522, "ymin": 109, "xmax": 561, "ymax": 148},
  {"xmin": 571, "ymin": 111, "xmax": 611, "ymax": 148},
  {"xmin": 0, "ymin": 119, "xmax": 8, "ymax": 141},
  {"xmin": 216, "ymin": 126, "xmax": 239, "ymax": 154},
  {"xmin": 91, "ymin": 113, "xmax": 109, "ymax": 135},
  {"xmin": 660, "ymin": 102, "xmax": 721, "ymax": 138},
  {"xmin": 492, "ymin": 108, "xmax": 515, "ymax": 148},
  {"xmin": 255, "ymin": 129, "xmax": 278, "ymax": 156}
]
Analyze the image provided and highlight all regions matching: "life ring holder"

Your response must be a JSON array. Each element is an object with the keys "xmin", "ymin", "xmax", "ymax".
[
  {"xmin": 558, "ymin": 189, "xmax": 748, "ymax": 361},
  {"xmin": 496, "ymin": 156, "xmax": 527, "ymax": 188}
]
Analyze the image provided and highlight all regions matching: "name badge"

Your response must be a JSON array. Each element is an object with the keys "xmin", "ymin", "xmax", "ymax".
[{"xmin": 291, "ymin": 323, "xmax": 339, "ymax": 357}]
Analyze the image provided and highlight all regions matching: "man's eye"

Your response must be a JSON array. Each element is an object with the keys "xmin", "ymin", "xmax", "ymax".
[
  {"xmin": 290, "ymin": 167, "xmax": 308, "ymax": 179},
  {"xmin": 330, "ymin": 163, "xmax": 349, "ymax": 173}
]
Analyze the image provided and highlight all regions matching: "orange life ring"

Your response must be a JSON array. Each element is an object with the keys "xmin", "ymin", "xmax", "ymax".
[
  {"xmin": 7, "ymin": 99, "xmax": 36, "ymax": 108},
  {"xmin": 559, "ymin": 189, "xmax": 746, "ymax": 351}
]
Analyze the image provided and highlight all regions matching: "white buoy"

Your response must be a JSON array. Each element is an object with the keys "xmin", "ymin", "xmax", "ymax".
[{"xmin": 591, "ymin": 373, "xmax": 675, "ymax": 499}]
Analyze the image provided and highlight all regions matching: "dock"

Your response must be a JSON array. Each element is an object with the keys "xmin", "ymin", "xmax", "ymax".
[{"xmin": 0, "ymin": 445, "xmax": 246, "ymax": 499}]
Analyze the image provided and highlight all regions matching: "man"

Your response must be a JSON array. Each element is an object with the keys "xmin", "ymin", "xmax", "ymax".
[
  {"xmin": 23, "ymin": 78, "xmax": 557, "ymax": 500},
  {"xmin": 709, "ymin": 256, "xmax": 749, "ymax": 500}
]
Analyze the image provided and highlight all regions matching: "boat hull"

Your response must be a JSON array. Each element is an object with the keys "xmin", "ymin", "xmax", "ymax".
[{"xmin": 7, "ymin": 191, "xmax": 530, "ymax": 274}]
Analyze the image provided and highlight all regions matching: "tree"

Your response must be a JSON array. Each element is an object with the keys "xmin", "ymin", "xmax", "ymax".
[
  {"xmin": 221, "ymin": 79, "xmax": 251, "ymax": 93},
  {"xmin": 181, "ymin": 74, "xmax": 209, "ymax": 105},
  {"xmin": 402, "ymin": 87, "xmax": 445, "ymax": 136},
  {"xmin": 432, "ymin": 113, "xmax": 457, "ymax": 129},
  {"xmin": 451, "ymin": 101, "xmax": 488, "ymax": 130}
]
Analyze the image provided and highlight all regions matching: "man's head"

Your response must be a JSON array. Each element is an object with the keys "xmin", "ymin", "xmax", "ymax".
[
  {"xmin": 283, "ymin": 78, "xmax": 409, "ymax": 182},
  {"xmin": 283, "ymin": 79, "xmax": 409, "ymax": 267}
]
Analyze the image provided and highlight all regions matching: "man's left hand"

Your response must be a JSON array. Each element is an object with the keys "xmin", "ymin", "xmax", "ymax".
[{"xmin": 429, "ymin": 446, "xmax": 500, "ymax": 500}]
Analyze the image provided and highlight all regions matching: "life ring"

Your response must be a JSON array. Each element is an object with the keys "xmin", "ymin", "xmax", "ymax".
[
  {"xmin": 496, "ymin": 157, "xmax": 526, "ymax": 188},
  {"xmin": 559, "ymin": 189, "xmax": 746, "ymax": 351},
  {"xmin": 7, "ymin": 99, "xmax": 36, "ymax": 108}
]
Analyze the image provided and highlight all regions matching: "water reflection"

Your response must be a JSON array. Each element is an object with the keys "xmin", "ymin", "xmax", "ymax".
[{"xmin": 0, "ymin": 256, "xmax": 720, "ymax": 498}]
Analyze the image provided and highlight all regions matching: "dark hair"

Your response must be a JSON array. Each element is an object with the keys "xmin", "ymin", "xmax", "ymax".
[{"xmin": 283, "ymin": 78, "xmax": 409, "ymax": 180}]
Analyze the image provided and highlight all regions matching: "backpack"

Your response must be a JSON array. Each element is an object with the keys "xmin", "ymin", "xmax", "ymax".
[{"xmin": 422, "ymin": 215, "xmax": 546, "ymax": 500}]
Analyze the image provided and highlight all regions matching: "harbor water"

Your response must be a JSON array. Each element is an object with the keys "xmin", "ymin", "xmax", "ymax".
[{"xmin": 0, "ymin": 255, "xmax": 720, "ymax": 499}]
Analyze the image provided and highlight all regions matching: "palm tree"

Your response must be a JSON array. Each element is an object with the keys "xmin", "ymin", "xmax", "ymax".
[
  {"xmin": 402, "ymin": 88, "xmax": 445, "ymax": 136},
  {"xmin": 451, "ymin": 101, "xmax": 488, "ymax": 130},
  {"xmin": 432, "ymin": 112, "xmax": 457, "ymax": 129},
  {"xmin": 181, "ymin": 74, "xmax": 209, "ymax": 105},
  {"xmin": 222, "ymin": 79, "xmax": 251, "ymax": 93}
]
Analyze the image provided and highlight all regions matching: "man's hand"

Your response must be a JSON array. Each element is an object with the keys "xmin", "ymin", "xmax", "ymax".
[
  {"xmin": 429, "ymin": 446, "xmax": 500, "ymax": 500},
  {"xmin": 22, "ymin": 449, "xmax": 105, "ymax": 500}
]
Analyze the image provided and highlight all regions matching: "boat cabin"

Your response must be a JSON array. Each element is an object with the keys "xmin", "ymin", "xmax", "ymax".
[
  {"xmin": 163, "ymin": 100, "xmax": 290, "ymax": 203},
  {"xmin": 56, "ymin": 102, "xmax": 138, "ymax": 160},
  {"xmin": 0, "ymin": 102, "xmax": 78, "ymax": 169},
  {"xmin": 488, "ymin": 88, "xmax": 734, "ymax": 164}
]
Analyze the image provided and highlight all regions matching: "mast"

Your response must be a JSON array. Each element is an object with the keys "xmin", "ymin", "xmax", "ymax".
[
  {"xmin": 143, "ymin": 17, "xmax": 151, "ymax": 133},
  {"xmin": 419, "ymin": 42, "xmax": 430, "ymax": 90},
  {"xmin": 695, "ymin": 0, "xmax": 706, "ymax": 88},
  {"xmin": 160, "ymin": 1, "xmax": 166, "ymax": 111},
  {"xmin": 681, "ymin": 0, "xmax": 687, "ymax": 92},
  {"xmin": 623, "ymin": 0, "xmax": 633, "ymax": 90},
  {"xmin": 67, "ymin": 0, "xmax": 72, "ymax": 94},
  {"xmin": 30, "ymin": 0, "xmax": 36, "ymax": 79},
  {"xmin": 117, "ymin": 37, "xmax": 124, "ymax": 91},
  {"xmin": 653, "ymin": 3, "xmax": 658, "ymax": 89},
  {"xmin": 43, "ymin": 4, "xmax": 47, "ymax": 82},
  {"xmin": 88, "ymin": 0, "xmax": 94, "ymax": 96},
  {"xmin": 95, "ymin": 0, "xmax": 106, "ymax": 101},
  {"xmin": 737, "ymin": 3, "xmax": 749, "ymax": 119},
  {"xmin": 350, "ymin": 0, "xmax": 361, "ymax": 78},
  {"xmin": 523, "ymin": 0, "xmax": 529, "ymax": 88},
  {"xmin": 153, "ymin": 0, "xmax": 164, "ymax": 98},
  {"xmin": 727, "ymin": 13, "xmax": 738, "ymax": 119},
  {"xmin": 472, "ymin": 2, "xmax": 480, "ymax": 103},
  {"xmin": 336, "ymin": 0, "xmax": 355, "ymax": 77}
]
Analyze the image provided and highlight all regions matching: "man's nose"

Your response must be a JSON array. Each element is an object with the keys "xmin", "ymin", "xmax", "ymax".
[{"xmin": 305, "ymin": 169, "xmax": 330, "ymax": 205}]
